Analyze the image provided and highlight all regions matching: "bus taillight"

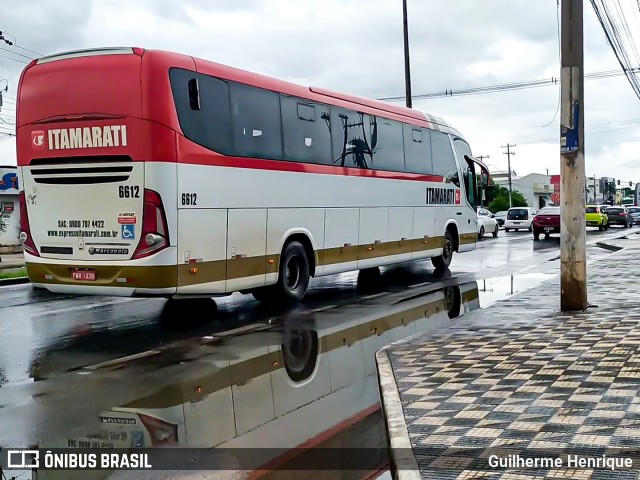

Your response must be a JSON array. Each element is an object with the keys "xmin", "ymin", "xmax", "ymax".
[
  {"xmin": 18, "ymin": 191, "xmax": 40, "ymax": 257},
  {"xmin": 138, "ymin": 413, "xmax": 178, "ymax": 446},
  {"xmin": 132, "ymin": 189, "xmax": 169, "ymax": 259}
]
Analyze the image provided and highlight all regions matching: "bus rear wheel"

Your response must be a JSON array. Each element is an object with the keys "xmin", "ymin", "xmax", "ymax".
[
  {"xmin": 253, "ymin": 241, "xmax": 310, "ymax": 304},
  {"xmin": 432, "ymin": 230, "xmax": 454, "ymax": 270}
]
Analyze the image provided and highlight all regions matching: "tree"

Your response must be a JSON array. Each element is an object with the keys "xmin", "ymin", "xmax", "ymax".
[{"xmin": 487, "ymin": 186, "xmax": 527, "ymax": 213}]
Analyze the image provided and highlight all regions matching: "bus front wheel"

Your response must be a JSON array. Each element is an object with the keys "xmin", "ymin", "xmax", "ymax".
[{"xmin": 432, "ymin": 230, "xmax": 454, "ymax": 270}]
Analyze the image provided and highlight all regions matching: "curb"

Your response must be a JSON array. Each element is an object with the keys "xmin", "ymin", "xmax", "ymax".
[
  {"xmin": 375, "ymin": 349, "xmax": 421, "ymax": 480},
  {"xmin": 0, "ymin": 276, "xmax": 30, "ymax": 287}
]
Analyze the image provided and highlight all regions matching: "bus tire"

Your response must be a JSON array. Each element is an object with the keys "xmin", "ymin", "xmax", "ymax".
[
  {"xmin": 275, "ymin": 241, "xmax": 310, "ymax": 303},
  {"xmin": 432, "ymin": 230, "xmax": 454, "ymax": 270}
]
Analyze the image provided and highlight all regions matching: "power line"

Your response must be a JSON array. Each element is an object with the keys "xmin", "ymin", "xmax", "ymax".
[
  {"xmin": 376, "ymin": 67, "xmax": 640, "ymax": 102},
  {"xmin": 0, "ymin": 30, "xmax": 43, "ymax": 57},
  {"xmin": 0, "ymin": 45, "xmax": 33, "ymax": 61},
  {"xmin": 589, "ymin": 0, "xmax": 640, "ymax": 101}
]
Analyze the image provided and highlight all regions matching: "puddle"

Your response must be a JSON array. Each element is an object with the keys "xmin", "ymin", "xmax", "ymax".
[
  {"xmin": 475, "ymin": 273, "xmax": 557, "ymax": 309},
  {"xmin": 2, "ymin": 281, "xmax": 483, "ymax": 479}
]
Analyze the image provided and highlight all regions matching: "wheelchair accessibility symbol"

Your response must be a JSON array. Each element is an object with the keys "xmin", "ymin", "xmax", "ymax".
[{"xmin": 121, "ymin": 224, "xmax": 135, "ymax": 240}]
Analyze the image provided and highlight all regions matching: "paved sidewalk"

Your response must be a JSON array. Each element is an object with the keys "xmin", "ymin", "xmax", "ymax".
[{"xmin": 377, "ymin": 238, "xmax": 640, "ymax": 479}]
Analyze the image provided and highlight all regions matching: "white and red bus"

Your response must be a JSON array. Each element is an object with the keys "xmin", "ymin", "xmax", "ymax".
[{"xmin": 16, "ymin": 47, "xmax": 488, "ymax": 302}]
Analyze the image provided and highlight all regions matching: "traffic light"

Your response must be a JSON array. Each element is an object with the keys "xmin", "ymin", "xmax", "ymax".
[
  {"xmin": 630, "ymin": 181, "xmax": 633, "ymax": 187},
  {"xmin": 618, "ymin": 180, "xmax": 621, "ymax": 185}
]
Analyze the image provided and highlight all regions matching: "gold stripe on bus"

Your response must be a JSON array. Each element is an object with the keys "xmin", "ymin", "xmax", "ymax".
[
  {"xmin": 122, "ymin": 295, "xmax": 449, "ymax": 409},
  {"xmin": 26, "ymin": 232, "xmax": 470, "ymax": 288},
  {"xmin": 462, "ymin": 288, "xmax": 479, "ymax": 303},
  {"xmin": 318, "ymin": 245, "xmax": 359, "ymax": 266},
  {"xmin": 178, "ymin": 261, "xmax": 225, "ymax": 286},
  {"xmin": 459, "ymin": 233, "xmax": 477, "ymax": 245}
]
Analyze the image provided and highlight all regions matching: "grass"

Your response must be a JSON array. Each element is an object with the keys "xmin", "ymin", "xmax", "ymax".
[{"xmin": 0, "ymin": 267, "xmax": 28, "ymax": 279}]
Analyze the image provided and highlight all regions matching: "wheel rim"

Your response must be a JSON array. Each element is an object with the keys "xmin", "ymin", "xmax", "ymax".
[{"xmin": 285, "ymin": 255, "xmax": 302, "ymax": 290}]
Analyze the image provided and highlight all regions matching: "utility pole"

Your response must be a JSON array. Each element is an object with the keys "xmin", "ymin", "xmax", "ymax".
[
  {"xmin": 559, "ymin": 0, "xmax": 586, "ymax": 311},
  {"xmin": 501, "ymin": 144, "xmax": 516, "ymax": 207},
  {"xmin": 402, "ymin": 0, "xmax": 412, "ymax": 108}
]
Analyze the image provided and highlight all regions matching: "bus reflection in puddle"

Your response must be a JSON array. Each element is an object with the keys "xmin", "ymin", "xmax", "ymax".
[{"xmin": 31, "ymin": 281, "xmax": 481, "ymax": 480}]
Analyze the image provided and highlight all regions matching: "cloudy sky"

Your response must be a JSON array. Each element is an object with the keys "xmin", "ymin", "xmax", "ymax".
[{"xmin": 1, "ymin": 0, "xmax": 639, "ymax": 182}]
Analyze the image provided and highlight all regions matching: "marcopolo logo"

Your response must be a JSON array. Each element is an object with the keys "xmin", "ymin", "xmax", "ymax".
[{"xmin": 89, "ymin": 247, "xmax": 129, "ymax": 255}]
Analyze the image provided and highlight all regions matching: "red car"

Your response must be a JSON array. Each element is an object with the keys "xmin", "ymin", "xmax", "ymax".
[{"xmin": 532, "ymin": 206, "xmax": 561, "ymax": 240}]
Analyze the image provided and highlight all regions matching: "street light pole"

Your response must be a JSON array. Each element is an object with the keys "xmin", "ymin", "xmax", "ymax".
[
  {"xmin": 402, "ymin": 0, "xmax": 412, "ymax": 108},
  {"xmin": 560, "ymin": 0, "xmax": 587, "ymax": 311}
]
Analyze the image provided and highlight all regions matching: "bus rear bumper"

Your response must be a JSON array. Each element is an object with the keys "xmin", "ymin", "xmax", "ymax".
[{"xmin": 25, "ymin": 256, "xmax": 178, "ymax": 297}]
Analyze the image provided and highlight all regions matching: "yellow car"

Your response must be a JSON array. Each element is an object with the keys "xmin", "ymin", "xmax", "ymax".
[{"xmin": 585, "ymin": 205, "xmax": 609, "ymax": 230}]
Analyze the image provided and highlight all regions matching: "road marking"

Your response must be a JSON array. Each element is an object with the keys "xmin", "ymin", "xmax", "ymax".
[
  {"xmin": 313, "ymin": 304, "xmax": 339, "ymax": 312},
  {"xmin": 362, "ymin": 293, "xmax": 387, "ymax": 300}
]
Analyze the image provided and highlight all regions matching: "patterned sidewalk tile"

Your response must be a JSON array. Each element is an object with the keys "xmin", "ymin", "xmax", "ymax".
[{"xmin": 384, "ymin": 245, "xmax": 640, "ymax": 479}]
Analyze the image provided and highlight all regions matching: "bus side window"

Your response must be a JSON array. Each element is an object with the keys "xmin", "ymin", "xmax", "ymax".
[
  {"xmin": 431, "ymin": 131, "xmax": 459, "ymax": 185},
  {"xmin": 280, "ymin": 95, "xmax": 332, "ymax": 165},
  {"xmin": 229, "ymin": 82, "xmax": 284, "ymax": 161},
  {"xmin": 369, "ymin": 117, "xmax": 405, "ymax": 172},
  {"xmin": 329, "ymin": 108, "xmax": 373, "ymax": 169},
  {"xmin": 403, "ymin": 125, "xmax": 433, "ymax": 174},
  {"xmin": 169, "ymin": 68, "xmax": 233, "ymax": 154}
]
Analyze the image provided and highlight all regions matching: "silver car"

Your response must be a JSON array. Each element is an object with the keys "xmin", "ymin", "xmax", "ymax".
[{"xmin": 628, "ymin": 206, "xmax": 640, "ymax": 224}]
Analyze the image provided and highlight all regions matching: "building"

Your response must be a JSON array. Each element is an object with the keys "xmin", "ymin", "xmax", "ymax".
[
  {"xmin": 551, "ymin": 175, "xmax": 623, "ymax": 205},
  {"xmin": 492, "ymin": 172, "xmax": 554, "ymax": 209},
  {"xmin": 0, "ymin": 165, "xmax": 21, "ymax": 251}
]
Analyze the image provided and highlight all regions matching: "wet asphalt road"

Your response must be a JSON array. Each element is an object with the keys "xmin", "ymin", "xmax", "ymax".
[{"xmin": 0, "ymin": 226, "xmax": 637, "ymax": 454}]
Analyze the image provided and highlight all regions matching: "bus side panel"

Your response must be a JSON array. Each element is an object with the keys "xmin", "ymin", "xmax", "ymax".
[
  {"xmin": 357, "ymin": 207, "xmax": 389, "ymax": 270},
  {"xmin": 176, "ymin": 209, "xmax": 228, "ymax": 294},
  {"xmin": 226, "ymin": 209, "xmax": 268, "ymax": 292},
  {"xmin": 386, "ymin": 207, "xmax": 414, "ymax": 264},
  {"xmin": 265, "ymin": 208, "xmax": 324, "ymax": 285},
  {"xmin": 321, "ymin": 208, "xmax": 359, "ymax": 276},
  {"xmin": 412, "ymin": 207, "xmax": 438, "ymax": 260}
]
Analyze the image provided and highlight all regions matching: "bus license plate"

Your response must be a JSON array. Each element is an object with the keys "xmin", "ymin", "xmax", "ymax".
[{"xmin": 72, "ymin": 270, "xmax": 96, "ymax": 281}]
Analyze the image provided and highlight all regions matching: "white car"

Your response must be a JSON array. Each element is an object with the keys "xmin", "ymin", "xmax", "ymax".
[
  {"xmin": 494, "ymin": 210, "xmax": 508, "ymax": 227},
  {"xmin": 477, "ymin": 208, "xmax": 499, "ymax": 238},
  {"xmin": 504, "ymin": 207, "xmax": 538, "ymax": 232}
]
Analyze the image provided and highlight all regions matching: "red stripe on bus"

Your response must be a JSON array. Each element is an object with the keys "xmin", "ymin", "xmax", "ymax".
[{"xmin": 180, "ymin": 154, "xmax": 445, "ymax": 183}]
